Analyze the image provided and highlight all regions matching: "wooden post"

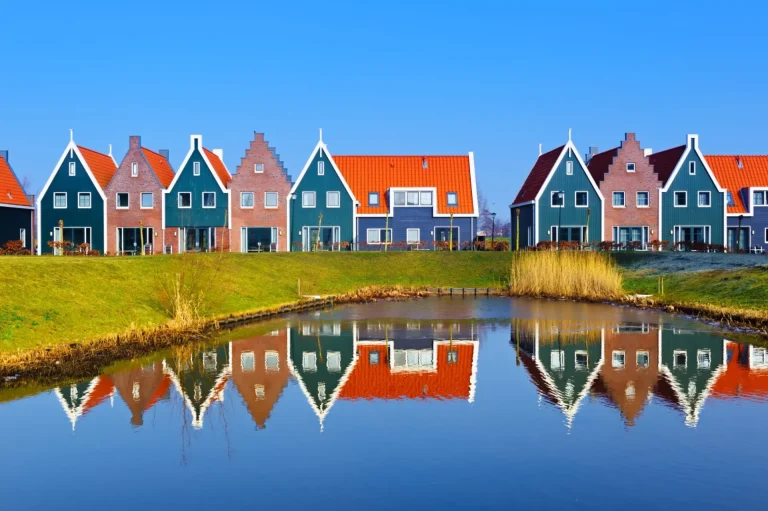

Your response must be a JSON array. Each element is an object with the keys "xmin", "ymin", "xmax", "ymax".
[
  {"xmin": 139, "ymin": 220, "xmax": 145, "ymax": 255},
  {"xmin": 316, "ymin": 214, "xmax": 323, "ymax": 252},
  {"xmin": 384, "ymin": 213, "xmax": 389, "ymax": 252},
  {"xmin": 585, "ymin": 208, "xmax": 591, "ymax": 249},
  {"xmin": 449, "ymin": 213, "xmax": 454, "ymax": 252},
  {"xmin": 515, "ymin": 208, "xmax": 520, "ymax": 251}
]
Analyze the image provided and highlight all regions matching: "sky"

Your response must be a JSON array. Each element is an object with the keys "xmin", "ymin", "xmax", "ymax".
[{"xmin": 1, "ymin": 0, "xmax": 767, "ymax": 219}]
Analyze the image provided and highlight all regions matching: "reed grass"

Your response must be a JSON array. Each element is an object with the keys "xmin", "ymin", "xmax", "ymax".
[{"xmin": 510, "ymin": 251, "xmax": 623, "ymax": 301}]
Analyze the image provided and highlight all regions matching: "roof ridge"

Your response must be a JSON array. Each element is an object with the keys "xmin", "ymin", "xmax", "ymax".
[
  {"xmin": 333, "ymin": 154, "xmax": 469, "ymax": 158},
  {"xmin": 77, "ymin": 144, "xmax": 111, "ymax": 157}
]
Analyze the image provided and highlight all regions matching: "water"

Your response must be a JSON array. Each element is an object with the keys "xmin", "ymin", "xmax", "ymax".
[{"xmin": 1, "ymin": 297, "xmax": 767, "ymax": 510}]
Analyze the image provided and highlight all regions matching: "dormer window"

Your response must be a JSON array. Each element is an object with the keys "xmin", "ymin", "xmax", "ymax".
[
  {"xmin": 318, "ymin": 161, "xmax": 325, "ymax": 175},
  {"xmin": 566, "ymin": 161, "xmax": 573, "ymax": 175},
  {"xmin": 69, "ymin": 162, "xmax": 76, "ymax": 176},
  {"xmin": 726, "ymin": 191, "xmax": 735, "ymax": 207},
  {"xmin": 368, "ymin": 192, "xmax": 379, "ymax": 206},
  {"xmin": 626, "ymin": 162, "xmax": 636, "ymax": 172},
  {"xmin": 131, "ymin": 162, "xmax": 138, "ymax": 177},
  {"xmin": 447, "ymin": 192, "xmax": 458, "ymax": 207},
  {"xmin": 689, "ymin": 161, "xmax": 696, "ymax": 175},
  {"xmin": 754, "ymin": 191, "xmax": 767, "ymax": 206},
  {"xmin": 254, "ymin": 163, "xmax": 264, "ymax": 173},
  {"xmin": 193, "ymin": 161, "xmax": 200, "ymax": 176},
  {"xmin": 422, "ymin": 157, "xmax": 428, "ymax": 169}
]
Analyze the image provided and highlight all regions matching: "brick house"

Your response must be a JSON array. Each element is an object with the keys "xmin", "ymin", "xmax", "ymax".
[
  {"xmin": 230, "ymin": 133, "xmax": 292, "ymax": 252},
  {"xmin": 105, "ymin": 136, "xmax": 174, "ymax": 254},
  {"xmin": 587, "ymin": 133, "xmax": 661, "ymax": 249}
]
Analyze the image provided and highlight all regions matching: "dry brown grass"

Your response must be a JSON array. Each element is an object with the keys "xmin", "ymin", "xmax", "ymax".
[
  {"xmin": 510, "ymin": 251, "xmax": 623, "ymax": 301},
  {"xmin": 512, "ymin": 318, "xmax": 605, "ymax": 344}
]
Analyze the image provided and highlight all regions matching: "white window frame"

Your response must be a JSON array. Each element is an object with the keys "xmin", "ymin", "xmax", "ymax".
[
  {"xmin": 574, "ymin": 191, "xmax": 588, "ymax": 208},
  {"xmin": 674, "ymin": 191, "xmax": 687, "ymax": 208},
  {"xmin": 574, "ymin": 350, "xmax": 588, "ymax": 370},
  {"xmin": 131, "ymin": 162, "xmax": 138, "ymax": 177},
  {"xmin": 566, "ymin": 161, "xmax": 574, "ymax": 175},
  {"xmin": 726, "ymin": 191, "xmax": 735, "ymax": 207},
  {"xmin": 77, "ymin": 192, "xmax": 92, "ymax": 209},
  {"xmin": 178, "ymin": 192, "xmax": 192, "ymax": 209},
  {"xmin": 612, "ymin": 350, "xmax": 626, "ymax": 368},
  {"xmin": 612, "ymin": 191, "xmax": 626, "ymax": 208},
  {"xmin": 367, "ymin": 228, "xmax": 392, "ymax": 245},
  {"xmin": 240, "ymin": 191, "xmax": 254, "ymax": 209},
  {"xmin": 420, "ymin": 191, "xmax": 433, "ymax": 206},
  {"xmin": 193, "ymin": 161, "xmax": 201, "ymax": 176},
  {"xmin": 550, "ymin": 350, "xmax": 564, "ymax": 371},
  {"xmin": 636, "ymin": 191, "xmax": 650, "ymax": 208},
  {"xmin": 697, "ymin": 349, "xmax": 711, "ymax": 369},
  {"xmin": 636, "ymin": 350, "xmax": 650, "ymax": 368},
  {"xmin": 240, "ymin": 351, "xmax": 255, "ymax": 372},
  {"xmin": 264, "ymin": 192, "xmax": 278, "ymax": 209},
  {"xmin": 53, "ymin": 192, "xmax": 67, "ymax": 209},
  {"xmin": 327, "ymin": 351, "xmax": 341, "ymax": 373},
  {"xmin": 626, "ymin": 162, "xmax": 636, "ymax": 172},
  {"xmin": 698, "ymin": 191, "xmax": 712, "ymax": 208},
  {"xmin": 673, "ymin": 349, "xmax": 687, "ymax": 368},
  {"xmin": 550, "ymin": 191, "xmax": 564, "ymax": 208},
  {"xmin": 68, "ymin": 162, "xmax": 76, "ymax": 176},
  {"xmin": 368, "ymin": 192, "xmax": 379, "ymax": 206},
  {"xmin": 140, "ymin": 192, "xmax": 154, "ymax": 209},
  {"xmin": 406, "ymin": 191, "xmax": 419, "ymax": 206},
  {"xmin": 753, "ymin": 190, "xmax": 766, "ymax": 207},
  {"xmin": 326, "ymin": 191, "xmax": 340, "ymax": 208},
  {"xmin": 394, "ymin": 191, "xmax": 406, "ymax": 206},
  {"xmin": 302, "ymin": 191, "xmax": 316, "ymax": 208},
  {"xmin": 20, "ymin": 228, "xmax": 26, "ymax": 248},
  {"xmin": 447, "ymin": 192, "xmax": 458, "ymax": 207},
  {"xmin": 317, "ymin": 161, "xmax": 325, "ymax": 175},
  {"xmin": 689, "ymin": 161, "xmax": 696, "ymax": 175},
  {"xmin": 302, "ymin": 351, "xmax": 317, "ymax": 372},
  {"xmin": 406, "ymin": 228, "xmax": 420, "ymax": 244},
  {"xmin": 765, "ymin": 228, "xmax": 768, "ymax": 245},
  {"xmin": 202, "ymin": 191, "xmax": 216, "ymax": 209},
  {"xmin": 116, "ymin": 192, "xmax": 129, "ymax": 209},
  {"xmin": 254, "ymin": 163, "xmax": 264, "ymax": 173},
  {"xmin": 265, "ymin": 350, "xmax": 280, "ymax": 371}
]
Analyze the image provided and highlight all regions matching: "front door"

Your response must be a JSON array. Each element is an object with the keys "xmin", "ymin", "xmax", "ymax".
[
  {"xmin": 727, "ymin": 227, "xmax": 749, "ymax": 251},
  {"xmin": 184, "ymin": 228, "xmax": 216, "ymax": 252}
]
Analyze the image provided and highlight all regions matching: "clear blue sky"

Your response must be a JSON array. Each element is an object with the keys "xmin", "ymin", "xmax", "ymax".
[{"xmin": 2, "ymin": 0, "xmax": 767, "ymax": 218}]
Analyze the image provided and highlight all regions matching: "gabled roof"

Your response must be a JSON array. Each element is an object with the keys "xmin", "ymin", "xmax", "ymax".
[
  {"xmin": 512, "ymin": 145, "xmax": 564, "ymax": 205},
  {"xmin": 586, "ymin": 147, "xmax": 619, "ymax": 184},
  {"xmin": 0, "ymin": 153, "xmax": 31, "ymax": 207},
  {"xmin": 141, "ymin": 147, "xmax": 175, "ymax": 188},
  {"xmin": 648, "ymin": 145, "xmax": 685, "ymax": 185},
  {"xmin": 203, "ymin": 148, "xmax": 232, "ymax": 186},
  {"xmin": 54, "ymin": 376, "xmax": 114, "ymax": 430},
  {"xmin": 78, "ymin": 145, "xmax": 118, "ymax": 188},
  {"xmin": 705, "ymin": 155, "xmax": 768, "ymax": 214},
  {"xmin": 334, "ymin": 155, "xmax": 477, "ymax": 215}
]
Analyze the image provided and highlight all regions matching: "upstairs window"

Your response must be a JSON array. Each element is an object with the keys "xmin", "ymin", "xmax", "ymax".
[
  {"xmin": 68, "ymin": 162, "xmax": 76, "ymax": 176},
  {"xmin": 178, "ymin": 192, "xmax": 191, "ymax": 208},
  {"xmin": 368, "ymin": 192, "xmax": 379, "ymax": 206},
  {"xmin": 566, "ymin": 161, "xmax": 574, "ymax": 175},
  {"xmin": 626, "ymin": 162, "xmax": 636, "ymax": 172},
  {"xmin": 575, "ymin": 191, "xmax": 588, "ymax": 207},
  {"xmin": 241, "ymin": 192, "xmax": 254, "ymax": 208},
  {"xmin": 54, "ymin": 192, "xmax": 67, "ymax": 208},
  {"xmin": 254, "ymin": 163, "xmax": 264, "ymax": 173},
  {"xmin": 674, "ymin": 191, "xmax": 687, "ymax": 207},
  {"xmin": 131, "ymin": 162, "xmax": 138, "ymax": 177},
  {"xmin": 394, "ymin": 191, "xmax": 406, "ymax": 206},
  {"xmin": 317, "ymin": 161, "xmax": 325, "ymax": 175},
  {"xmin": 78, "ymin": 192, "xmax": 91, "ymax": 209},
  {"xmin": 420, "ymin": 191, "xmax": 433, "ymax": 206},
  {"xmin": 202, "ymin": 192, "xmax": 216, "ymax": 208},
  {"xmin": 265, "ymin": 192, "xmax": 278, "ymax": 209},
  {"xmin": 612, "ymin": 191, "xmax": 625, "ymax": 207},
  {"xmin": 327, "ymin": 191, "xmax": 340, "ymax": 208},
  {"xmin": 116, "ymin": 192, "xmax": 129, "ymax": 209},
  {"xmin": 141, "ymin": 192, "xmax": 154, "ymax": 209},
  {"xmin": 636, "ymin": 191, "xmax": 650, "ymax": 207},
  {"xmin": 726, "ymin": 191, "xmax": 735, "ymax": 206},
  {"xmin": 612, "ymin": 350, "xmax": 626, "ymax": 368},
  {"xmin": 447, "ymin": 192, "xmax": 458, "ymax": 206},
  {"xmin": 698, "ymin": 191, "xmax": 711, "ymax": 207},
  {"xmin": 407, "ymin": 191, "xmax": 419, "ymax": 206},
  {"xmin": 551, "ymin": 191, "xmax": 564, "ymax": 207},
  {"xmin": 302, "ymin": 191, "xmax": 316, "ymax": 208},
  {"xmin": 636, "ymin": 351, "xmax": 650, "ymax": 368},
  {"xmin": 754, "ymin": 191, "xmax": 766, "ymax": 206},
  {"xmin": 689, "ymin": 161, "xmax": 696, "ymax": 175}
]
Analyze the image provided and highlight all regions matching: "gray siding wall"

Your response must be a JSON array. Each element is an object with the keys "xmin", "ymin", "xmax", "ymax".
[{"xmin": 358, "ymin": 208, "xmax": 474, "ymax": 250}]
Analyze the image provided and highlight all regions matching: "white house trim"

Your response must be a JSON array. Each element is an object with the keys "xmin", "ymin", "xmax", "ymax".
[{"xmin": 726, "ymin": 186, "xmax": 768, "ymax": 218}]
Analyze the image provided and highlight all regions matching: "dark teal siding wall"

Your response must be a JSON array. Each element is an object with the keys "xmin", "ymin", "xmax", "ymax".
[
  {"xmin": 39, "ymin": 152, "xmax": 105, "ymax": 254},
  {"xmin": 165, "ymin": 146, "xmax": 229, "ymax": 228},
  {"xmin": 0, "ymin": 206, "xmax": 33, "ymax": 248},
  {"xmin": 289, "ymin": 150, "xmax": 354, "ymax": 250},
  {"xmin": 511, "ymin": 203, "xmax": 534, "ymax": 249},
  {"xmin": 661, "ymin": 151, "xmax": 725, "ymax": 245}
]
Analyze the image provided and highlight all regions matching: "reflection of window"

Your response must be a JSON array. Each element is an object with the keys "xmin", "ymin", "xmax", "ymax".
[
  {"xmin": 575, "ymin": 191, "xmax": 588, "ymax": 207},
  {"xmin": 241, "ymin": 192, "xmax": 254, "ymax": 208},
  {"xmin": 203, "ymin": 351, "xmax": 217, "ymax": 373},
  {"xmin": 697, "ymin": 349, "xmax": 711, "ymax": 369},
  {"xmin": 673, "ymin": 349, "xmax": 687, "ymax": 368},
  {"xmin": 612, "ymin": 350, "xmax": 625, "ymax": 368},
  {"xmin": 393, "ymin": 350, "xmax": 406, "ymax": 367},
  {"xmin": 141, "ymin": 192, "xmax": 154, "ymax": 208},
  {"xmin": 551, "ymin": 191, "xmax": 564, "ymax": 207},
  {"xmin": 752, "ymin": 347, "xmax": 768, "ymax": 368},
  {"xmin": 637, "ymin": 191, "xmax": 649, "ymax": 207},
  {"xmin": 575, "ymin": 351, "xmax": 588, "ymax": 370},
  {"xmin": 302, "ymin": 352, "xmax": 317, "ymax": 372},
  {"xmin": 626, "ymin": 162, "xmax": 636, "ymax": 172},
  {"xmin": 327, "ymin": 351, "xmax": 341, "ymax": 372},
  {"xmin": 674, "ymin": 191, "xmax": 687, "ymax": 207},
  {"xmin": 193, "ymin": 161, "xmax": 200, "ymax": 176},
  {"xmin": 117, "ymin": 192, "xmax": 129, "ymax": 209},
  {"xmin": 394, "ymin": 191, "xmax": 406, "ymax": 205},
  {"xmin": 636, "ymin": 351, "xmax": 649, "ymax": 368},
  {"xmin": 369, "ymin": 351, "xmax": 380, "ymax": 365},
  {"xmin": 241, "ymin": 352, "xmax": 255, "ymax": 372},
  {"xmin": 178, "ymin": 192, "xmax": 191, "ymax": 208},
  {"xmin": 566, "ymin": 161, "xmax": 574, "ymax": 175},
  {"xmin": 613, "ymin": 191, "xmax": 625, "ymax": 207},
  {"xmin": 69, "ymin": 162, "xmax": 76, "ymax": 176},
  {"xmin": 78, "ymin": 192, "xmax": 91, "ymax": 209},
  {"xmin": 265, "ymin": 351, "xmax": 279, "ymax": 371},
  {"xmin": 420, "ymin": 191, "xmax": 433, "ymax": 206},
  {"xmin": 318, "ymin": 382, "xmax": 326, "ymax": 401},
  {"xmin": 448, "ymin": 349, "xmax": 458, "ymax": 364},
  {"xmin": 550, "ymin": 350, "xmax": 564, "ymax": 370},
  {"xmin": 254, "ymin": 385, "xmax": 265, "ymax": 399}
]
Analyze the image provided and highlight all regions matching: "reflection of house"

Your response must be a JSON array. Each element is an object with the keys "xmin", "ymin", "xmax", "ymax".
[
  {"xmin": 231, "ymin": 330, "xmax": 291, "ymax": 429},
  {"xmin": 656, "ymin": 330, "xmax": 726, "ymax": 427},
  {"xmin": 513, "ymin": 322, "xmax": 604, "ymax": 427},
  {"xmin": 54, "ymin": 376, "xmax": 114, "ymax": 430},
  {"xmin": 166, "ymin": 344, "xmax": 231, "ymax": 429},
  {"xmin": 711, "ymin": 341, "xmax": 768, "ymax": 400},
  {"xmin": 109, "ymin": 361, "xmax": 171, "ymax": 427}
]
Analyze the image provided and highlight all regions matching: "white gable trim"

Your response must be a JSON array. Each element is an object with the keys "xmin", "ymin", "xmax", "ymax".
[
  {"xmin": 288, "ymin": 139, "xmax": 357, "ymax": 202},
  {"xmin": 725, "ymin": 186, "xmax": 768, "ymax": 218},
  {"xmin": 164, "ymin": 135, "xmax": 231, "ymax": 195},
  {"xmin": 468, "ymin": 151, "xmax": 479, "ymax": 215}
]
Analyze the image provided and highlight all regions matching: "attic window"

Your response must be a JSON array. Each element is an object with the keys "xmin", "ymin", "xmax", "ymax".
[
  {"xmin": 369, "ymin": 192, "xmax": 379, "ymax": 206},
  {"xmin": 193, "ymin": 161, "xmax": 200, "ymax": 176},
  {"xmin": 255, "ymin": 163, "xmax": 264, "ymax": 173},
  {"xmin": 447, "ymin": 192, "xmax": 458, "ymax": 206},
  {"xmin": 131, "ymin": 162, "xmax": 138, "ymax": 177},
  {"xmin": 626, "ymin": 162, "xmax": 636, "ymax": 172},
  {"xmin": 566, "ymin": 161, "xmax": 573, "ymax": 175},
  {"xmin": 422, "ymin": 157, "xmax": 428, "ymax": 169},
  {"xmin": 318, "ymin": 161, "xmax": 325, "ymax": 176},
  {"xmin": 688, "ymin": 161, "xmax": 696, "ymax": 175},
  {"xmin": 69, "ymin": 162, "xmax": 76, "ymax": 176}
]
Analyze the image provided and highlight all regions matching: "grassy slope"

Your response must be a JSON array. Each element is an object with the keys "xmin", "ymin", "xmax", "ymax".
[{"xmin": 0, "ymin": 252, "xmax": 512, "ymax": 352}]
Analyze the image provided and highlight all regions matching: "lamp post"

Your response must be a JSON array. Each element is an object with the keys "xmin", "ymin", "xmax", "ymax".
[{"xmin": 491, "ymin": 212, "xmax": 497, "ymax": 250}]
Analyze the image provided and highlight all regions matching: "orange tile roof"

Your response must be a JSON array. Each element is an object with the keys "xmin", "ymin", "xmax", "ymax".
[
  {"xmin": 141, "ymin": 147, "xmax": 175, "ymax": 188},
  {"xmin": 78, "ymin": 145, "xmax": 117, "ymax": 189},
  {"xmin": 203, "ymin": 148, "xmax": 232, "ymax": 186},
  {"xmin": 81, "ymin": 376, "xmax": 114, "ymax": 415},
  {"xmin": 705, "ymin": 155, "xmax": 768, "ymax": 214},
  {"xmin": 333, "ymin": 155, "xmax": 475, "ymax": 215},
  {"xmin": 712, "ymin": 342, "xmax": 768, "ymax": 399},
  {"xmin": 0, "ymin": 155, "xmax": 31, "ymax": 207}
]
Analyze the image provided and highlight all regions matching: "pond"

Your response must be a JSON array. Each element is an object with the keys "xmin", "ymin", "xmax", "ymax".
[{"xmin": 1, "ymin": 297, "xmax": 767, "ymax": 510}]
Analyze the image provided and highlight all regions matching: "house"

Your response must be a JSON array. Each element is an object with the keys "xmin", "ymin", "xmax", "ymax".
[
  {"xmin": 649, "ymin": 135, "xmax": 727, "ymax": 248},
  {"xmin": 287, "ymin": 131, "xmax": 356, "ymax": 251},
  {"xmin": 586, "ymin": 133, "xmax": 662, "ymax": 249},
  {"xmin": 105, "ymin": 136, "xmax": 174, "ymax": 255},
  {"xmin": 706, "ymin": 155, "xmax": 768, "ymax": 252},
  {"xmin": 511, "ymin": 132, "xmax": 603, "ymax": 249},
  {"xmin": 109, "ymin": 361, "xmax": 171, "ymax": 427},
  {"xmin": 54, "ymin": 376, "xmax": 114, "ymax": 430},
  {"xmin": 37, "ymin": 131, "xmax": 117, "ymax": 254},
  {"xmin": 0, "ymin": 150, "xmax": 34, "ymax": 250},
  {"xmin": 334, "ymin": 153, "xmax": 478, "ymax": 250},
  {"xmin": 163, "ymin": 135, "xmax": 231, "ymax": 253},
  {"xmin": 711, "ymin": 341, "xmax": 768, "ymax": 400},
  {"xmin": 230, "ymin": 133, "xmax": 292, "ymax": 252},
  {"xmin": 230, "ymin": 329, "xmax": 291, "ymax": 429}
]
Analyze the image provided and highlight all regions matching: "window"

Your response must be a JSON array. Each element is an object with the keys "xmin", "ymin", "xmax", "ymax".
[
  {"xmin": 318, "ymin": 382, "xmax": 326, "ymax": 401},
  {"xmin": 551, "ymin": 191, "xmax": 564, "ymax": 207},
  {"xmin": 254, "ymin": 163, "xmax": 264, "ymax": 173},
  {"xmin": 613, "ymin": 191, "xmax": 625, "ymax": 207},
  {"xmin": 265, "ymin": 192, "xmax": 278, "ymax": 209},
  {"xmin": 327, "ymin": 351, "xmax": 341, "ymax": 372},
  {"xmin": 673, "ymin": 349, "xmax": 687, "ymax": 368},
  {"xmin": 53, "ymin": 192, "xmax": 67, "ymax": 208},
  {"xmin": 240, "ymin": 192, "xmax": 254, "ymax": 208},
  {"xmin": 241, "ymin": 352, "xmax": 255, "ymax": 372},
  {"xmin": 254, "ymin": 385, "xmax": 265, "ymax": 399},
  {"xmin": 447, "ymin": 192, "xmax": 458, "ymax": 206},
  {"xmin": 420, "ymin": 191, "xmax": 433, "ymax": 206},
  {"xmin": 636, "ymin": 351, "xmax": 650, "ymax": 368},
  {"xmin": 407, "ymin": 191, "xmax": 419, "ymax": 206},
  {"xmin": 202, "ymin": 192, "xmax": 216, "ymax": 208},
  {"xmin": 78, "ymin": 192, "xmax": 91, "ymax": 209},
  {"xmin": 367, "ymin": 228, "xmax": 392, "ymax": 244},
  {"xmin": 575, "ymin": 351, "xmax": 588, "ymax": 370},
  {"xmin": 566, "ymin": 161, "xmax": 573, "ymax": 175},
  {"xmin": 141, "ymin": 192, "xmax": 153, "ymax": 209},
  {"xmin": 116, "ymin": 192, "xmax": 129, "ymax": 209},
  {"xmin": 636, "ymin": 191, "xmax": 650, "ymax": 207},
  {"xmin": 302, "ymin": 352, "xmax": 317, "ymax": 372},
  {"xmin": 406, "ymin": 228, "xmax": 420, "ymax": 244},
  {"xmin": 68, "ymin": 162, "xmax": 76, "ymax": 176},
  {"xmin": 765, "ymin": 228, "xmax": 768, "ymax": 244},
  {"xmin": 550, "ymin": 350, "xmax": 564, "ymax": 370},
  {"xmin": 697, "ymin": 349, "xmax": 711, "ymax": 369},
  {"xmin": 754, "ymin": 191, "xmax": 766, "ymax": 206},
  {"xmin": 327, "ymin": 191, "xmax": 340, "ymax": 208},
  {"xmin": 575, "ymin": 191, "xmax": 588, "ymax": 207},
  {"xmin": 369, "ymin": 351, "xmax": 380, "ymax": 365},
  {"xmin": 753, "ymin": 347, "xmax": 768, "ymax": 368},
  {"xmin": 626, "ymin": 162, "xmax": 636, "ymax": 172},
  {"xmin": 393, "ymin": 191, "xmax": 406, "ymax": 205},
  {"xmin": 178, "ymin": 192, "xmax": 191, "ymax": 208},
  {"xmin": 674, "ymin": 191, "xmax": 687, "ymax": 207},
  {"xmin": 131, "ymin": 162, "xmax": 138, "ymax": 177},
  {"xmin": 448, "ymin": 349, "xmax": 459, "ymax": 364},
  {"xmin": 689, "ymin": 161, "xmax": 696, "ymax": 175},
  {"xmin": 265, "ymin": 351, "xmax": 279, "ymax": 371},
  {"xmin": 698, "ymin": 191, "xmax": 711, "ymax": 207},
  {"xmin": 193, "ymin": 161, "xmax": 200, "ymax": 176},
  {"xmin": 726, "ymin": 191, "xmax": 735, "ymax": 206},
  {"xmin": 612, "ymin": 350, "xmax": 626, "ymax": 368},
  {"xmin": 369, "ymin": 192, "xmax": 379, "ymax": 206},
  {"xmin": 302, "ymin": 191, "xmax": 316, "ymax": 208},
  {"xmin": 20, "ymin": 228, "xmax": 26, "ymax": 248},
  {"xmin": 317, "ymin": 161, "xmax": 325, "ymax": 175}
]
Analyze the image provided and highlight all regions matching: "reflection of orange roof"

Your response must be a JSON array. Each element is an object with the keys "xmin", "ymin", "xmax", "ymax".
[
  {"xmin": 334, "ymin": 156, "xmax": 475, "ymax": 215},
  {"xmin": 706, "ymin": 155, "xmax": 768, "ymax": 214},
  {"xmin": 0, "ymin": 155, "xmax": 31, "ymax": 207},
  {"xmin": 78, "ymin": 145, "xmax": 117, "ymax": 188},
  {"xmin": 83, "ymin": 376, "xmax": 114, "ymax": 414},
  {"xmin": 142, "ymin": 148, "xmax": 175, "ymax": 188},
  {"xmin": 145, "ymin": 375, "xmax": 172, "ymax": 410},
  {"xmin": 339, "ymin": 344, "xmax": 474, "ymax": 400},
  {"xmin": 203, "ymin": 148, "xmax": 232, "ymax": 186},
  {"xmin": 712, "ymin": 343, "xmax": 768, "ymax": 399}
]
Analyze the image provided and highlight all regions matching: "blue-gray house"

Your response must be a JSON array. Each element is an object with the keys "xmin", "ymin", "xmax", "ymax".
[{"xmin": 0, "ymin": 150, "xmax": 34, "ymax": 250}]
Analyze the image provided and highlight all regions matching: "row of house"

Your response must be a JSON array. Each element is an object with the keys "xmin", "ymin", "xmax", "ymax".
[
  {"xmin": 512, "ymin": 132, "xmax": 768, "ymax": 252},
  {"xmin": 0, "ymin": 129, "xmax": 478, "ymax": 255}
]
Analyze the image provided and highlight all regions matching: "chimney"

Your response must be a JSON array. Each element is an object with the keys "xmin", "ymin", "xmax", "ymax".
[
  {"xmin": 585, "ymin": 146, "xmax": 598, "ymax": 164},
  {"xmin": 159, "ymin": 149, "xmax": 170, "ymax": 162},
  {"xmin": 0, "ymin": 150, "xmax": 7, "ymax": 162},
  {"xmin": 625, "ymin": 133, "xmax": 636, "ymax": 142},
  {"xmin": 644, "ymin": 148, "xmax": 653, "ymax": 157},
  {"xmin": 129, "ymin": 136, "xmax": 141, "ymax": 149},
  {"xmin": 212, "ymin": 149, "xmax": 224, "ymax": 162}
]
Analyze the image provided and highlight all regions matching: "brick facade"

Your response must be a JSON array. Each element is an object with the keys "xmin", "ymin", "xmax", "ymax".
[
  {"xmin": 105, "ymin": 136, "xmax": 169, "ymax": 254},
  {"xmin": 229, "ymin": 133, "xmax": 291, "ymax": 252}
]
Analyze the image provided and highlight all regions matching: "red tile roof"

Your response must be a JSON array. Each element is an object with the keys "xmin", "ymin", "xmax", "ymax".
[
  {"xmin": 586, "ymin": 147, "xmax": 619, "ymax": 184},
  {"xmin": 203, "ymin": 148, "xmax": 232, "ymax": 186},
  {"xmin": 705, "ymin": 155, "xmax": 768, "ymax": 214},
  {"xmin": 0, "ymin": 155, "xmax": 31, "ymax": 207},
  {"xmin": 142, "ymin": 148, "xmax": 175, "ymax": 188},
  {"xmin": 648, "ymin": 145, "xmax": 685, "ymax": 185},
  {"xmin": 78, "ymin": 145, "xmax": 117, "ymax": 189},
  {"xmin": 512, "ymin": 145, "xmax": 564, "ymax": 205},
  {"xmin": 333, "ymin": 155, "xmax": 475, "ymax": 215},
  {"xmin": 711, "ymin": 342, "xmax": 768, "ymax": 399}
]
